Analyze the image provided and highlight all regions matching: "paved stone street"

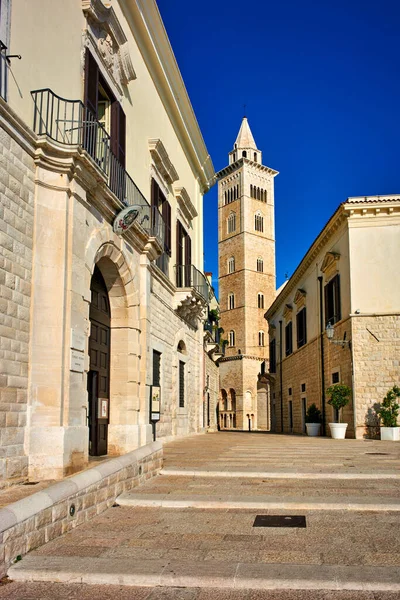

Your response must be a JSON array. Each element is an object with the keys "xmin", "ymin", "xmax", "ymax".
[{"xmin": 3, "ymin": 432, "xmax": 400, "ymax": 598}]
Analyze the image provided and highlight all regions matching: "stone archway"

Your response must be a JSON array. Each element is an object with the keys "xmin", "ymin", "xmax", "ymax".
[{"xmin": 88, "ymin": 243, "xmax": 141, "ymax": 455}]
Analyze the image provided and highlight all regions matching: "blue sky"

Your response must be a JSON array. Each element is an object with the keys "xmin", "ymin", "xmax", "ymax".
[{"xmin": 157, "ymin": 0, "xmax": 400, "ymax": 296}]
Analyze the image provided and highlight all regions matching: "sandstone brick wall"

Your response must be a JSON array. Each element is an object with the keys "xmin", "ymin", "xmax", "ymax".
[
  {"xmin": 272, "ymin": 318, "xmax": 354, "ymax": 437},
  {"xmin": 0, "ymin": 119, "xmax": 35, "ymax": 484},
  {"xmin": 352, "ymin": 315, "xmax": 400, "ymax": 438},
  {"xmin": 205, "ymin": 352, "xmax": 219, "ymax": 430},
  {"xmin": 0, "ymin": 441, "xmax": 162, "ymax": 577}
]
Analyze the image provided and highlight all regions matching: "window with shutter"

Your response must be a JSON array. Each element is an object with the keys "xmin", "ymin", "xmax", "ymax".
[
  {"xmin": 285, "ymin": 322, "xmax": 293, "ymax": 356},
  {"xmin": 296, "ymin": 307, "xmax": 307, "ymax": 348},
  {"xmin": 269, "ymin": 339, "xmax": 276, "ymax": 373},
  {"xmin": 324, "ymin": 274, "xmax": 341, "ymax": 325}
]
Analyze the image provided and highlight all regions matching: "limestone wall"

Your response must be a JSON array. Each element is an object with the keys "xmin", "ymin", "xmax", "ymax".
[
  {"xmin": 150, "ymin": 274, "xmax": 203, "ymax": 440},
  {"xmin": 0, "ymin": 107, "xmax": 35, "ymax": 484},
  {"xmin": 0, "ymin": 441, "xmax": 162, "ymax": 578},
  {"xmin": 352, "ymin": 315, "xmax": 400, "ymax": 439},
  {"xmin": 205, "ymin": 352, "xmax": 219, "ymax": 431}
]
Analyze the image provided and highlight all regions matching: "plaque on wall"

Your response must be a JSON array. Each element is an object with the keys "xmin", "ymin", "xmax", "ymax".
[
  {"xmin": 70, "ymin": 349, "xmax": 85, "ymax": 373},
  {"xmin": 98, "ymin": 399, "xmax": 109, "ymax": 420},
  {"xmin": 71, "ymin": 329, "xmax": 85, "ymax": 352},
  {"xmin": 150, "ymin": 386, "xmax": 161, "ymax": 422}
]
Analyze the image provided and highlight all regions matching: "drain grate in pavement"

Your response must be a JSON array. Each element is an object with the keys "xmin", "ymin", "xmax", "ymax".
[{"xmin": 253, "ymin": 515, "xmax": 306, "ymax": 528}]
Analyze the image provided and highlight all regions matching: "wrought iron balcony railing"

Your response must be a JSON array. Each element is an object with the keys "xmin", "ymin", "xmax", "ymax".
[
  {"xmin": 0, "ymin": 42, "xmax": 7, "ymax": 101},
  {"xmin": 31, "ymin": 88, "xmax": 164, "ymax": 244},
  {"xmin": 174, "ymin": 264, "xmax": 211, "ymax": 302}
]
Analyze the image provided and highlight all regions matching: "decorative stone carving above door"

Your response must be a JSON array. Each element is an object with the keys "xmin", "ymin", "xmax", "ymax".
[{"xmin": 82, "ymin": 0, "xmax": 136, "ymax": 95}]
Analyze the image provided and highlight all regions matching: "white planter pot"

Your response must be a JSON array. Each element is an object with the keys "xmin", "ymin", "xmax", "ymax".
[
  {"xmin": 381, "ymin": 427, "xmax": 400, "ymax": 441},
  {"xmin": 306, "ymin": 423, "xmax": 321, "ymax": 437},
  {"xmin": 329, "ymin": 423, "xmax": 348, "ymax": 439}
]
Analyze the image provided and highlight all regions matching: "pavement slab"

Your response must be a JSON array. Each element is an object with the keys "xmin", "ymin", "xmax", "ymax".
[{"xmin": 4, "ymin": 432, "xmax": 400, "ymax": 596}]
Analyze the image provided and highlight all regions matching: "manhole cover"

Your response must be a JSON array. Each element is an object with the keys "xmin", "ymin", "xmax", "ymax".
[
  {"xmin": 253, "ymin": 515, "xmax": 306, "ymax": 528},
  {"xmin": 366, "ymin": 452, "xmax": 389, "ymax": 456}
]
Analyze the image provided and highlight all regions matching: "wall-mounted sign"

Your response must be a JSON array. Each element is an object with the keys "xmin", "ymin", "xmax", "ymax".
[
  {"xmin": 98, "ymin": 398, "xmax": 109, "ymax": 420},
  {"xmin": 71, "ymin": 329, "xmax": 85, "ymax": 352},
  {"xmin": 70, "ymin": 349, "xmax": 85, "ymax": 373},
  {"xmin": 113, "ymin": 205, "xmax": 141, "ymax": 236},
  {"xmin": 150, "ymin": 385, "xmax": 161, "ymax": 422}
]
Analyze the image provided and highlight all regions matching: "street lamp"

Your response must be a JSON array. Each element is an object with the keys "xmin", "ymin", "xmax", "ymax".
[{"xmin": 325, "ymin": 322, "xmax": 350, "ymax": 348}]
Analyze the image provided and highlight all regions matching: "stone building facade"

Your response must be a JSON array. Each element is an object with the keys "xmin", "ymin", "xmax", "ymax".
[
  {"xmin": 217, "ymin": 119, "xmax": 278, "ymax": 430},
  {"xmin": 0, "ymin": 0, "xmax": 214, "ymax": 482},
  {"xmin": 265, "ymin": 196, "xmax": 400, "ymax": 438}
]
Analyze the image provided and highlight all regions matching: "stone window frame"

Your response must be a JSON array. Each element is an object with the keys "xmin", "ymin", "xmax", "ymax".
[
  {"xmin": 227, "ymin": 212, "xmax": 236, "ymax": 234},
  {"xmin": 254, "ymin": 211, "xmax": 264, "ymax": 233},
  {"xmin": 228, "ymin": 293, "xmax": 235, "ymax": 310},
  {"xmin": 229, "ymin": 330, "xmax": 236, "ymax": 347},
  {"xmin": 228, "ymin": 256, "xmax": 235, "ymax": 274},
  {"xmin": 257, "ymin": 292, "xmax": 264, "ymax": 309},
  {"xmin": 258, "ymin": 330, "xmax": 265, "ymax": 347},
  {"xmin": 256, "ymin": 257, "xmax": 264, "ymax": 272}
]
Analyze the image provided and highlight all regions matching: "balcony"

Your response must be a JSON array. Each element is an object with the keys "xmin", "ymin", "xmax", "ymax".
[
  {"xmin": 30, "ymin": 88, "xmax": 164, "ymax": 248},
  {"xmin": 174, "ymin": 264, "xmax": 210, "ymax": 326},
  {"xmin": 0, "ymin": 42, "xmax": 7, "ymax": 101}
]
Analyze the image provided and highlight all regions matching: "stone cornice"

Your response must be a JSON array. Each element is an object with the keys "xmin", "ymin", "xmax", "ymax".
[
  {"xmin": 219, "ymin": 354, "xmax": 264, "ymax": 363},
  {"xmin": 82, "ymin": 0, "xmax": 136, "ymax": 93},
  {"xmin": 121, "ymin": 0, "xmax": 215, "ymax": 192},
  {"xmin": 265, "ymin": 204, "xmax": 347, "ymax": 320},
  {"xmin": 174, "ymin": 185, "xmax": 198, "ymax": 222},
  {"xmin": 216, "ymin": 158, "xmax": 278, "ymax": 181},
  {"xmin": 149, "ymin": 139, "xmax": 179, "ymax": 184}
]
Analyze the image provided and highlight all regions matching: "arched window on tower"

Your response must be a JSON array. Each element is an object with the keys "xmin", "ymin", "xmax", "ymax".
[
  {"xmin": 229, "ymin": 330, "xmax": 235, "ymax": 347},
  {"xmin": 228, "ymin": 293, "xmax": 235, "ymax": 310},
  {"xmin": 255, "ymin": 212, "xmax": 264, "ymax": 232},
  {"xmin": 259, "ymin": 331, "xmax": 265, "ymax": 346},
  {"xmin": 242, "ymin": 151, "xmax": 247, "ymax": 158},
  {"xmin": 258, "ymin": 293, "xmax": 264, "ymax": 309},
  {"xmin": 224, "ymin": 191, "xmax": 227, "ymax": 205},
  {"xmin": 236, "ymin": 184, "xmax": 239, "ymax": 198},
  {"xmin": 254, "ymin": 152, "xmax": 257, "ymax": 162},
  {"xmin": 257, "ymin": 187, "xmax": 261, "ymax": 200},
  {"xmin": 228, "ymin": 256, "xmax": 235, "ymax": 274},
  {"xmin": 257, "ymin": 257, "xmax": 264, "ymax": 272},
  {"xmin": 250, "ymin": 185, "xmax": 253, "ymax": 198},
  {"xmin": 227, "ymin": 212, "xmax": 236, "ymax": 234}
]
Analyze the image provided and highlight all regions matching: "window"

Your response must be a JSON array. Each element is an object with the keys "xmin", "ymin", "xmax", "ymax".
[
  {"xmin": 153, "ymin": 350, "xmax": 161, "ymax": 387},
  {"xmin": 227, "ymin": 212, "xmax": 236, "ymax": 234},
  {"xmin": 176, "ymin": 221, "xmax": 191, "ymax": 287},
  {"xmin": 254, "ymin": 152, "xmax": 257, "ymax": 162},
  {"xmin": 296, "ymin": 307, "xmax": 307, "ymax": 348},
  {"xmin": 288, "ymin": 387, "xmax": 292, "ymax": 396},
  {"xmin": 332, "ymin": 371, "xmax": 340, "ymax": 384},
  {"xmin": 228, "ymin": 256, "xmax": 235, "ymax": 274},
  {"xmin": 257, "ymin": 293, "xmax": 264, "ymax": 309},
  {"xmin": 228, "ymin": 293, "xmax": 235, "ymax": 310},
  {"xmin": 84, "ymin": 49, "xmax": 126, "ymax": 197},
  {"xmin": 152, "ymin": 179, "xmax": 171, "ymax": 275},
  {"xmin": 301, "ymin": 383, "xmax": 306, "ymax": 393},
  {"xmin": 269, "ymin": 339, "xmax": 276, "ymax": 373},
  {"xmin": 255, "ymin": 213, "xmax": 264, "ymax": 232},
  {"xmin": 257, "ymin": 258, "xmax": 263, "ymax": 272},
  {"xmin": 325, "ymin": 274, "xmax": 341, "ymax": 325},
  {"xmin": 285, "ymin": 321, "xmax": 293, "ymax": 356},
  {"xmin": 229, "ymin": 330, "xmax": 235, "ymax": 347},
  {"xmin": 179, "ymin": 360, "xmax": 185, "ymax": 408},
  {"xmin": 258, "ymin": 331, "xmax": 265, "ymax": 346},
  {"xmin": 242, "ymin": 151, "xmax": 247, "ymax": 158}
]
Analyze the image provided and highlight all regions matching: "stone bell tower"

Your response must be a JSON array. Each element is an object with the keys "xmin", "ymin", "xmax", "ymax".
[{"xmin": 217, "ymin": 117, "xmax": 278, "ymax": 430}]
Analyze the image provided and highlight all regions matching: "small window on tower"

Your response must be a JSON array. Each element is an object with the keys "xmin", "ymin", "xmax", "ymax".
[
  {"xmin": 257, "ymin": 258, "xmax": 264, "ymax": 272},
  {"xmin": 257, "ymin": 293, "xmax": 264, "ymax": 309},
  {"xmin": 228, "ymin": 293, "xmax": 235, "ymax": 310},
  {"xmin": 229, "ymin": 330, "xmax": 235, "ymax": 347},
  {"xmin": 227, "ymin": 212, "xmax": 236, "ymax": 234},
  {"xmin": 255, "ymin": 213, "xmax": 264, "ymax": 232},
  {"xmin": 228, "ymin": 256, "xmax": 235, "ymax": 274},
  {"xmin": 242, "ymin": 151, "xmax": 247, "ymax": 158},
  {"xmin": 258, "ymin": 331, "xmax": 265, "ymax": 346},
  {"xmin": 254, "ymin": 152, "xmax": 257, "ymax": 162}
]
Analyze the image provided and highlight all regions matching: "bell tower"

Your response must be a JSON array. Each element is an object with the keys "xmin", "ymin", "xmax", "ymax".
[{"xmin": 217, "ymin": 117, "xmax": 278, "ymax": 430}]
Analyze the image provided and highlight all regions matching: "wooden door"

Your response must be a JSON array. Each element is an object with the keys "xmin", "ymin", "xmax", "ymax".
[{"xmin": 88, "ymin": 267, "xmax": 111, "ymax": 456}]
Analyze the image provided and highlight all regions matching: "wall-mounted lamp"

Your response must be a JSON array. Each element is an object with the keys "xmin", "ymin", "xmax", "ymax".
[{"xmin": 326, "ymin": 322, "xmax": 351, "ymax": 348}]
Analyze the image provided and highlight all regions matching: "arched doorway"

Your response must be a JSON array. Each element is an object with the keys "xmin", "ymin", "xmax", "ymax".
[{"xmin": 88, "ymin": 266, "xmax": 111, "ymax": 456}]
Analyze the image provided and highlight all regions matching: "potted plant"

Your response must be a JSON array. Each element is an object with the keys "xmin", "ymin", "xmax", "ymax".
[
  {"xmin": 326, "ymin": 383, "xmax": 352, "ymax": 439},
  {"xmin": 376, "ymin": 385, "xmax": 400, "ymax": 441},
  {"xmin": 305, "ymin": 404, "xmax": 322, "ymax": 437}
]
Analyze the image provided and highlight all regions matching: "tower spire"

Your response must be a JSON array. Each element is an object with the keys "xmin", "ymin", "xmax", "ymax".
[{"xmin": 230, "ymin": 117, "xmax": 261, "ymax": 165}]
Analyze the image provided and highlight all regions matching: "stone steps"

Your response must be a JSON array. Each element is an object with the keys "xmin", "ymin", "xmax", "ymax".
[
  {"xmin": 161, "ymin": 467, "xmax": 400, "ymax": 479},
  {"xmin": 115, "ymin": 491, "xmax": 400, "ymax": 511},
  {"xmin": 8, "ymin": 556, "xmax": 400, "ymax": 591}
]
